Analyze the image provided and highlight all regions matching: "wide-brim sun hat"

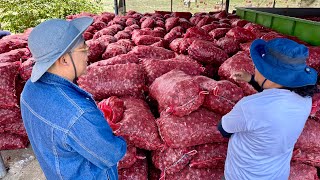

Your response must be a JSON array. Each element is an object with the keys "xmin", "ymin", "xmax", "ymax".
[
  {"xmin": 250, "ymin": 38, "xmax": 317, "ymax": 88},
  {"xmin": 28, "ymin": 17, "xmax": 94, "ymax": 82}
]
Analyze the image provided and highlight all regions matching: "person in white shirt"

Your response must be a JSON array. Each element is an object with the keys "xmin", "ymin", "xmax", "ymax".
[{"xmin": 218, "ymin": 38, "xmax": 318, "ymax": 180}]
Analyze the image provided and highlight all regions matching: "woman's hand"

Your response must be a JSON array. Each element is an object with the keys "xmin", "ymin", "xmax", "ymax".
[{"xmin": 231, "ymin": 71, "xmax": 252, "ymax": 83}]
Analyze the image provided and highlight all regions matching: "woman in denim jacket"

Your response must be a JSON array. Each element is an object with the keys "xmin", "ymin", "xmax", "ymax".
[{"xmin": 20, "ymin": 17, "xmax": 127, "ymax": 180}]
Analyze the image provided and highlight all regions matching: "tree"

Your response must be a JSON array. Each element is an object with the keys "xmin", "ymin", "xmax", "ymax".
[{"xmin": 0, "ymin": 0, "xmax": 103, "ymax": 33}]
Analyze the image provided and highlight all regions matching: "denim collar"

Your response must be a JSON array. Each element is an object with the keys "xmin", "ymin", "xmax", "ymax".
[{"xmin": 39, "ymin": 72, "xmax": 93, "ymax": 99}]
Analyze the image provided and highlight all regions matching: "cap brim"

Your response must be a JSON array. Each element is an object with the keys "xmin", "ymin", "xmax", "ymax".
[{"xmin": 30, "ymin": 17, "xmax": 93, "ymax": 82}]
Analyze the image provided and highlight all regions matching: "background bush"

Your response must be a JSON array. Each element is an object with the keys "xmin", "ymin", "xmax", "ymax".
[{"xmin": 0, "ymin": 0, "xmax": 103, "ymax": 33}]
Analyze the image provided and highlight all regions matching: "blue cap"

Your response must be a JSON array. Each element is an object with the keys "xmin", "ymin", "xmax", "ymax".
[
  {"xmin": 250, "ymin": 38, "xmax": 317, "ymax": 88},
  {"xmin": 28, "ymin": 17, "xmax": 93, "ymax": 82}
]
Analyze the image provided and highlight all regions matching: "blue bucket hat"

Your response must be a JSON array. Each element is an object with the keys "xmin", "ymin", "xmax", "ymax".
[
  {"xmin": 250, "ymin": 38, "xmax": 317, "ymax": 88},
  {"xmin": 28, "ymin": 17, "xmax": 93, "ymax": 82}
]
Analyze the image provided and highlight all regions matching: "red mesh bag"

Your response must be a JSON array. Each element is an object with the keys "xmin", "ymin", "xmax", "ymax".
[
  {"xmin": 0, "ymin": 133, "xmax": 29, "ymax": 150},
  {"xmin": 0, "ymin": 107, "xmax": 23, "ymax": 125},
  {"xmin": 0, "ymin": 38, "xmax": 27, "ymax": 54},
  {"xmin": 95, "ymin": 35, "xmax": 117, "ymax": 47},
  {"xmin": 87, "ymin": 40, "xmax": 105, "ymax": 63},
  {"xmin": 188, "ymin": 39, "xmax": 229, "ymax": 65},
  {"xmin": 292, "ymin": 148, "xmax": 320, "ymax": 167},
  {"xmin": 196, "ymin": 16, "xmax": 216, "ymax": 27},
  {"xmin": 289, "ymin": 162, "xmax": 318, "ymax": 180},
  {"xmin": 307, "ymin": 46, "xmax": 320, "ymax": 73},
  {"xmin": 130, "ymin": 46, "xmax": 175, "ymax": 60},
  {"xmin": 97, "ymin": 54, "xmax": 139, "ymax": 66},
  {"xmin": 201, "ymin": 23, "xmax": 219, "ymax": 33},
  {"xmin": 165, "ymin": 17, "xmax": 180, "ymax": 32},
  {"xmin": 165, "ymin": 166, "xmax": 224, "ymax": 180},
  {"xmin": 215, "ymin": 37, "xmax": 240, "ymax": 55},
  {"xmin": 2, "ymin": 34, "xmax": 28, "ymax": 41},
  {"xmin": 141, "ymin": 17, "xmax": 155, "ymax": 29},
  {"xmin": 244, "ymin": 23, "xmax": 270, "ymax": 32},
  {"xmin": 98, "ymin": 96, "xmax": 125, "ymax": 125},
  {"xmin": 209, "ymin": 28, "xmax": 230, "ymax": 39},
  {"xmin": 113, "ymin": 97, "xmax": 163, "ymax": 150},
  {"xmin": 115, "ymin": 39, "xmax": 134, "ymax": 52},
  {"xmin": 0, "ymin": 62, "xmax": 20, "ymax": 108},
  {"xmin": 107, "ymin": 20, "xmax": 125, "ymax": 28},
  {"xmin": 189, "ymin": 16, "xmax": 201, "ymax": 26},
  {"xmin": 295, "ymin": 119, "xmax": 320, "ymax": 153},
  {"xmin": 133, "ymin": 35, "xmax": 162, "ymax": 46},
  {"xmin": 132, "ymin": 29, "xmax": 165, "ymax": 40},
  {"xmin": 214, "ymin": 11, "xmax": 228, "ymax": 19},
  {"xmin": 78, "ymin": 63, "xmax": 146, "ymax": 100},
  {"xmin": 152, "ymin": 147, "xmax": 197, "ymax": 175},
  {"xmin": 92, "ymin": 21, "xmax": 107, "ymax": 31},
  {"xmin": 179, "ymin": 18, "xmax": 193, "ymax": 30},
  {"xmin": 126, "ymin": 18, "xmax": 139, "ymax": 26},
  {"xmin": 226, "ymin": 27, "xmax": 256, "ymax": 43},
  {"xmin": 169, "ymin": 38, "xmax": 183, "ymax": 53},
  {"xmin": 118, "ymin": 145, "xmax": 146, "ymax": 169},
  {"xmin": 142, "ymin": 58, "xmax": 203, "ymax": 85},
  {"xmin": 261, "ymin": 31, "xmax": 285, "ymax": 41},
  {"xmin": 149, "ymin": 70, "xmax": 206, "ymax": 117},
  {"xmin": 83, "ymin": 32, "xmax": 93, "ymax": 41},
  {"xmin": 119, "ymin": 158, "xmax": 148, "ymax": 180},
  {"xmin": 151, "ymin": 39, "xmax": 168, "ymax": 48},
  {"xmin": 101, "ymin": 43, "xmax": 127, "ymax": 59},
  {"xmin": 310, "ymin": 92, "xmax": 320, "ymax": 120},
  {"xmin": 19, "ymin": 57, "xmax": 34, "ymax": 81},
  {"xmin": 114, "ymin": 31, "xmax": 131, "ymax": 40},
  {"xmin": 0, "ymin": 48, "xmax": 31, "ymax": 63},
  {"xmin": 155, "ymin": 20, "xmax": 166, "ymax": 29},
  {"xmin": 190, "ymin": 143, "xmax": 228, "ymax": 169},
  {"xmin": 184, "ymin": 27, "xmax": 213, "ymax": 41},
  {"xmin": 157, "ymin": 108, "xmax": 227, "ymax": 148},
  {"xmin": 218, "ymin": 51, "xmax": 257, "ymax": 96},
  {"xmin": 93, "ymin": 28, "xmax": 117, "ymax": 39},
  {"xmin": 179, "ymin": 38, "xmax": 197, "ymax": 54},
  {"xmin": 194, "ymin": 76, "xmax": 244, "ymax": 115},
  {"xmin": 0, "ymin": 121, "xmax": 27, "ymax": 137},
  {"xmin": 172, "ymin": 12, "xmax": 192, "ymax": 19},
  {"xmin": 230, "ymin": 19, "xmax": 249, "ymax": 27},
  {"xmin": 164, "ymin": 26, "xmax": 184, "ymax": 43},
  {"xmin": 240, "ymin": 42, "xmax": 252, "ymax": 53}
]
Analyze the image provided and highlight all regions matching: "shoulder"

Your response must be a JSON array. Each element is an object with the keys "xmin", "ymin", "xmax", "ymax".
[{"xmin": 239, "ymin": 89, "xmax": 311, "ymax": 105}]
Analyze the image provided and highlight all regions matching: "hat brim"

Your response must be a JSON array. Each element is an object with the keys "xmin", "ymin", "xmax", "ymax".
[
  {"xmin": 250, "ymin": 39, "xmax": 317, "ymax": 88},
  {"xmin": 30, "ymin": 17, "xmax": 93, "ymax": 82}
]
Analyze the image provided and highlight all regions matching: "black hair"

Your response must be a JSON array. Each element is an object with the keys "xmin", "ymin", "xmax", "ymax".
[{"xmin": 284, "ymin": 84, "xmax": 319, "ymax": 98}]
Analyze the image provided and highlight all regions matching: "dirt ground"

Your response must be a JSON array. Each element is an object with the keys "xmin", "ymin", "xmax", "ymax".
[{"xmin": 0, "ymin": 145, "xmax": 45, "ymax": 180}]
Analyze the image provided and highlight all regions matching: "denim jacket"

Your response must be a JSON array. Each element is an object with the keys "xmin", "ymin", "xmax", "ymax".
[{"xmin": 20, "ymin": 72, "xmax": 127, "ymax": 180}]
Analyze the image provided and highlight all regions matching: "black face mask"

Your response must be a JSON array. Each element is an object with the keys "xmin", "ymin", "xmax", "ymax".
[{"xmin": 68, "ymin": 52, "xmax": 78, "ymax": 85}]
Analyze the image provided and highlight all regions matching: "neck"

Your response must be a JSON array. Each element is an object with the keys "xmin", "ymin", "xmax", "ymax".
[
  {"xmin": 261, "ymin": 80, "xmax": 283, "ymax": 89},
  {"xmin": 47, "ymin": 67, "xmax": 74, "ymax": 82}
]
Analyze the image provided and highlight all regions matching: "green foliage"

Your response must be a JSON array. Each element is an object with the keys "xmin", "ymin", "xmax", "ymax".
[{"xmin": 0, "ymin": 0, "xmax": 103, "ymax": 33}]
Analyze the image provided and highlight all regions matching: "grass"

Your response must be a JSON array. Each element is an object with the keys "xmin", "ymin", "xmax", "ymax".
[{"xmin": 102, "ymin": 0, "xmax": 320, "ymax": 14}]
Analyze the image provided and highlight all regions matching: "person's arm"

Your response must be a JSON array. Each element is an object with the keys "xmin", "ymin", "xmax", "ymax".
[
  {"xmin": 231, "ymin": 71, "xmax": 262, "ymax": 92},
  {"xmin": 218, "ymin": 102, "xmax": 250, "ymax": 136},
  {"xmin": 217, "ymin": 120, "xmax": 233, "ymax": 138},
  {"xmin": 65, "ymin": 109, "xmax": 127, "ymax": 169}
]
